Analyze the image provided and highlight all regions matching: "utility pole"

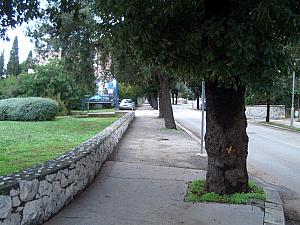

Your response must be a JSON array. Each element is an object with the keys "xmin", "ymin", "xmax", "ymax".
[{"xmin": 290, "ymin": 71, "xmax": 295, "ymax": 126}]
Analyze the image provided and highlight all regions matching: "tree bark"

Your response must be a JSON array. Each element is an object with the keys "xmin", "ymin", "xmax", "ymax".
[
  {"xmin": 172, "ymin": 93, "xmax": 175, "ymax": 105},
  {"xmin": 157, "ymin": 72, "xmax": 177, "ymax": 129},
  {"xmin": 158, "ymin": 91, "xmax": 164, "ymax": 118},
  {"xmin": 151, "ymin": 93, "xmax": 158, "ymax": 110},
  {"xmin": 266, "ymin": 92, "xmax": 270, "ymax": 122},
  {"xmin": 147, "ymin": 96, "xmax": 152, "ymax": 107},
  {"xmin": 205, "ymin": 81, "xmax": 249, "ymax": 194},
  {"xmin": 147, "ymin": 94, "xmax": 152, "ymax": 107}
]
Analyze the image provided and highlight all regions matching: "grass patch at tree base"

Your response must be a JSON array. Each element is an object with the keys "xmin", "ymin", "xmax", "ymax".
[{"xmin": 186, "ymin": 180, "xmax": 266, "ymax": 204}]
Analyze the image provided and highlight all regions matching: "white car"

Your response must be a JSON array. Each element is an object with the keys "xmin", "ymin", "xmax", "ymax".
[{"xmin": 119, "ymin": 99, "xmax": 135, "ymax": 110}]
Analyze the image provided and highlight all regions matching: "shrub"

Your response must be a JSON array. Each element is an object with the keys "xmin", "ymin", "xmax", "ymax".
[{"xmin": 0, "ymin": 97, "xmax": 58, "ymax": 121}]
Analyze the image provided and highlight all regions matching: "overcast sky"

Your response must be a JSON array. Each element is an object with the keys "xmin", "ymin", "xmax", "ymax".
[{"xmin": 0, "ymin": 23, "xmax": 35, "ymax": 65}]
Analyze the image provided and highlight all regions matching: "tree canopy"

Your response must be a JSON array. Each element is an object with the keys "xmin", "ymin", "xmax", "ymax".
[
  {"xmin": 0, "ymin": 0, "xmax": 40, "ymax": 39},
  {"xmin": 27, "ymin": 0, "xmax": 102, "ymax": 95},
  {"xmin": 97, "ymin": 0, "xmax": 300, "ymax": 87}
]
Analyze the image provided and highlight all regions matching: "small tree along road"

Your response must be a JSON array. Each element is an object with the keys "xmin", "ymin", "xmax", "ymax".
[{"xmin": 97, "ymin": 0, "xmax": 300, "ymax": 195}]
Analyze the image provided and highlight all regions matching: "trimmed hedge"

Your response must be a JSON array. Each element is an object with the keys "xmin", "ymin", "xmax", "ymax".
[{"xmin": 0, "ymin": 97, "xmax": 58, "ymax": 121}]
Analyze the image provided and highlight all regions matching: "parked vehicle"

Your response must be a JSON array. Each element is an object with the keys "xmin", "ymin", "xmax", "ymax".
[{"xmin": 119, "ymin": 99, "xmax": 135, "ymax": 110}]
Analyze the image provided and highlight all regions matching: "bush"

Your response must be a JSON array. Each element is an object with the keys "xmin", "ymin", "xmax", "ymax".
[
  {"xmin": 0, "ymin": 59, "xmax": 94, "ymax": 114},
  {"xmin": 0, "ymin": 97, "xmax": 58, "ymax": 121}
]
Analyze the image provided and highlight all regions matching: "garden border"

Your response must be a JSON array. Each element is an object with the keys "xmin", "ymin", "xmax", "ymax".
[{"xmin": 0, "ymin": 111, "xmax": 135, "ymax": 225}]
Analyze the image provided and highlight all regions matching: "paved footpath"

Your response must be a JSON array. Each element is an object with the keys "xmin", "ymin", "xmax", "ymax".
[{"xmin": 44, "ymin": 104, "xmax": 264, "ymax": 225}]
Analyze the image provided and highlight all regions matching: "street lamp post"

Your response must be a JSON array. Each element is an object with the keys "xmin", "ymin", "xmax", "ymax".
[
  {"xmin": 290, "ymin": 71, "xmax": 296, "ymax": 126},
  {"xmin": 192, "ymin": 93, "xmax": 194, "ymax": 109},
  {"xmin": 115, "ymin": 79, "xmax": 119, "ymax": 112},
  {"xmin": 200, "ymin": 81, "xmax": 205, "ymax": 154}
]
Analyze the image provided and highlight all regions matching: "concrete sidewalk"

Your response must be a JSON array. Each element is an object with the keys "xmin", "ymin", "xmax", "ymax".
[{"xmin": 44, "ymin": 104, "xmax": 265, "ymax": 225}]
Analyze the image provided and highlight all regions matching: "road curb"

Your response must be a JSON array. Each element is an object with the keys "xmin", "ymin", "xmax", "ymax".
[
  {"xmin": 249, "ymin": 121, "xmax": 300, "ymax": 134},
  {"xmin": 175, "ymin": 121, "xmax": 207, "ymax": 156},
  {"xmin": 264, "ymin": 187, "xmax": 285, "ymax": 225}
]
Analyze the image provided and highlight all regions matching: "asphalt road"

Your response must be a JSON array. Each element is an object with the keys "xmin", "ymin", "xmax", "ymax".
[{"xmin": 172, "ymin": 104, "xmax": 300, "ymax": 224}]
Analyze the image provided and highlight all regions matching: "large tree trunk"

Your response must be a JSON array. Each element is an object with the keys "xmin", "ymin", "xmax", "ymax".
[
  {"xmin": 151, "ymin": 93, "xmax": 158, "ymax": 110},
  {"xmin": 266, "ymin": 92, "xmax": 270, "ymax": 122},
  {"xmin": 157, "ymin": 72, "xmax": 177, "ymax": 129},
  {"xmin": 148, "ymin": 96, "xmax": 152, "ymax": 107},
  {"xmin": 172, "ymin": 93, "xmax": 175, "ymax": 105},
  {"xmin": 158, "ymin": 91, "xmax": 164, "ymax": 118},
  {"xmin": 205, "ymin": 81, "xmax": 249, "ymax": 195}
]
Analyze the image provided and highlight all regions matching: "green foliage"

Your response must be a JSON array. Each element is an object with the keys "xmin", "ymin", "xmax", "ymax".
[
  {"xmin": 245, "ymin": 73, "xmax": 298, "ymax": 107},
  {"xmin": 0, "ymin": 116, "xmax": 117, "ymax": 175},
  {"xmin": 24, "ymin": 60, "xmax": 83, "ymax": 113},
  {"xmin": 0, "ymin": 59, "xmax": 85, "ymax": 114},
  {"xmin": 175, "ymin": 82, "xmax": 192, "ymax": 99},
  {"xmin": 0, "ymin": 76, "xmax": 18, "ymax": 98},
  {"xmin": 6, "ymin": 36, "xmax": 20, "ymax": 77},
  {"xmin": 104, "ymin": 23, "xmax": 163, "ymax": 100},
  {"xmin": 97, "ymin": 1, "xmax": 300, "ymax": 89},
  {"xmin": 186, "ymin": 180, "xmax": 266, "ymax": 204},
  {"xmin": 30, "ymin": 1, "xmax": 99, "ymax": 93},
  {"xmin": 0, "ymin": 51, "xmax": 4, "ymax": 78},
  {"xmin": 118, "ymin": 83, "xmax": 143, "ymax": 102},
  {"xmin": 0, "ymin": 97, "xmax": 58, "ymax": 121},
  {"xmin": 20, "ymin": 50, "xmax": 35, "ymax": 73},
  {"xmin": 0, "ymin": 0, "xmax": 40, "ymax": 39}
]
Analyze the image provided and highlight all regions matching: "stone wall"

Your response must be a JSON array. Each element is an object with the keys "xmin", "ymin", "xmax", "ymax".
[
  {"xmin": 0, "ymin": 112, "xmax": 135, "ymax": 225},
  {"xmin": 246, "ymin": 105, "xmax": 285, "ymax": 119}
]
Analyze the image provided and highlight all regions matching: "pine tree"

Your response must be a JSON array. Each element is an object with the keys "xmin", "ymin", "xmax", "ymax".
[
  {"xmin": 20, "ymin": 50, "xmax": 35, "ymax": 73},
  {"xmin": 6, "ymin": 37, "xmax": 20, "ymax": 77},
  {"xmin": 0, "ymin": 51, "xmax": 4, "ymax": 79},
  {"xmin": 26, "ymin": 50, "xmax": 34, "ymax": 70}
]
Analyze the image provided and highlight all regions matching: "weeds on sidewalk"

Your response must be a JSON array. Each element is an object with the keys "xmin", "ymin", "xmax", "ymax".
[
  {"xmin": 186, "ymin": 180, "xmax": 266, "ymax": 204},
  {"xmin": 160, "ymin": 128, "xmax": 183, "ymax": 132}
]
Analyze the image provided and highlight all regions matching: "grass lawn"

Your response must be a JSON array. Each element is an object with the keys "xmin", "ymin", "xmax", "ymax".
[
  {"xmin": 260, "ymin": 121, "xmax": 300, "ymax": 133},
  {"xmin": 186, "ymin": 180, "xmax": 266, "ymax": 204},
  {"xmin": 0, "ymin": 116, "xmax": 117, "ymax": 176}
]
